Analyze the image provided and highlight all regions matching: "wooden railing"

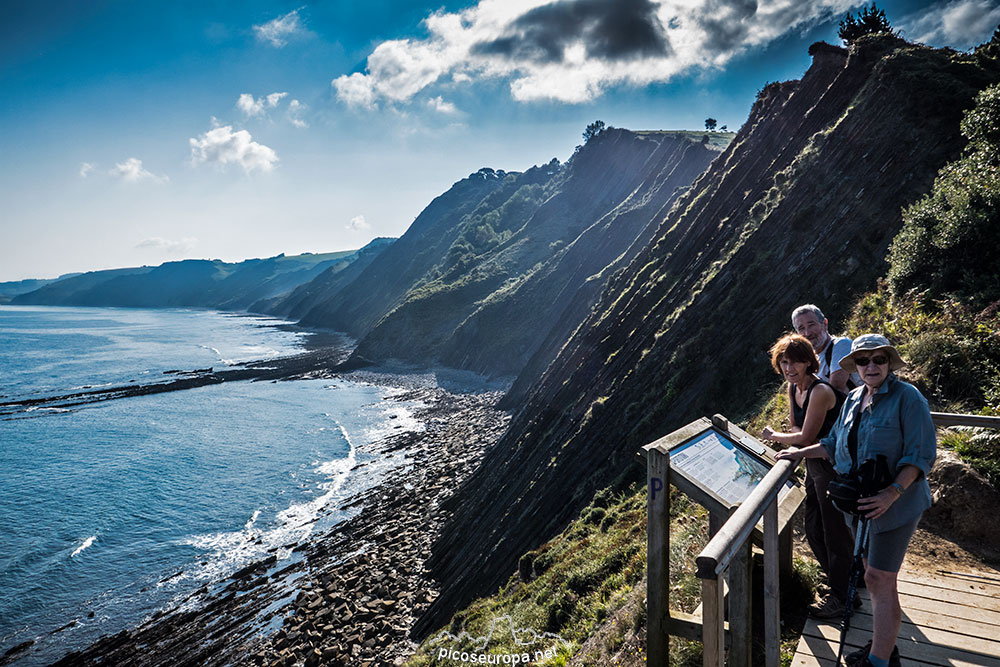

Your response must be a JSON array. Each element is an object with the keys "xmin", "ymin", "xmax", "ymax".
[
  {"xmin": 931, "ymin": 411, "xmax": 1000, "ymax": 429},
  {"xmin": 694, "ymin": 458, "xmax": 798, "ymax": 667},
  {"xmin": 641, "ymin": 416, "xmax": 803, "ymax": 667}
]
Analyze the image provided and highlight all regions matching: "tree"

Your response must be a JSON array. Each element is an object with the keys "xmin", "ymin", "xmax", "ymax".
[
  {"xmin": 704, "ymin": 118, "xmax": 717, "ymax": 131},
  {"xmin": 720, "ymin": 125, "xmax": 728, "ymax": 131},
  {"xmin": 975, "ymin": 24, "xmax": 1000, "ymax": 60},
  {"xmin": 887, "ymin": 83, "xmax": 1000, "ymax": 307},
  {"xmin": 582, "ymin": 120, "xmax": 606, "ymax": 143},
  {"xmin": 838, "ymin": 4, "xmax": 892, "ymax": 45}
]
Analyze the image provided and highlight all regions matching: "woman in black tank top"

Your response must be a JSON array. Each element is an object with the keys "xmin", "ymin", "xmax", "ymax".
[
  {"xmin": 762, "ymin": 333, "xmax": 853, "ymax": 621},
  {"xmin": 761, "ymin": 334, "xmax": 842, "ymax": 447}
]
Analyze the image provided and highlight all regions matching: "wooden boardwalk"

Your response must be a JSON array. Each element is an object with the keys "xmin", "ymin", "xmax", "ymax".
[{"xmin": 792, "ymin": 569, "xmax": 1000, "ymax": 666}]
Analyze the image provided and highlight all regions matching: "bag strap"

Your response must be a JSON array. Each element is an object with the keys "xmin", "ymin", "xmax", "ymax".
[{"xmin": 847, "ymin": 400, "xmax": 863, "ymax": 475}]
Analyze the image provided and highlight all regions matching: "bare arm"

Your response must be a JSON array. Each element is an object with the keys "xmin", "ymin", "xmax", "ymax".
[
  {"xmin": 763, "ymin": 383, "xmax": 835, "ymax": 446},
  {"xmin": 773, "ymin": 443, "xmax": 829, "ymax": 462}
]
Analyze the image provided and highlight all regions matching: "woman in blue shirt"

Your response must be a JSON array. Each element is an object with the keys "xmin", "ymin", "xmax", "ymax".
[{"xmin": 775, "ymin": 334, "xmax": 937, "ymax": 667}]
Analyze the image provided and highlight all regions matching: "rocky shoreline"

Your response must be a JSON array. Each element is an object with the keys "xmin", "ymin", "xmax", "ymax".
[
  {"xmin": 15, "ymin": 372, "xmax": 509, "ymax": 667},
  {"xmin": 0, "ymin": 346, "xmax": 354, "ymax": 416}
]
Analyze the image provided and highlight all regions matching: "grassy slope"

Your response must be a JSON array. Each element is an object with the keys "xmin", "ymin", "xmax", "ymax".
[
  {"xmin": 407, "ymin": 481, "xmax": 706, "ymax": 667},
  {"xmin": 407, "ymin": 477, "xmax": 818, "ymax": 667}
]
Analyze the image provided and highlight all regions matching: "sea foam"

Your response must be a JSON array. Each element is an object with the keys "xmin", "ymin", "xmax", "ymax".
[{"xmin": 71, "ymin": 536, "xmax": 96, "ymax": 558}]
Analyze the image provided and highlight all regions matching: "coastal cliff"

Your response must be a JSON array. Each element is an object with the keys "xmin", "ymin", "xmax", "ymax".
[
  {"xmin": 417, "ymin": 36, "xmax": 1000, "ymax": 633},
  {"xmin": 273, "ymin": 130, "xmax": 725, "ymax": 380}
]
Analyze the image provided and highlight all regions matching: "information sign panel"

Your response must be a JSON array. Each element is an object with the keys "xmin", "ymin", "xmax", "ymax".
[{"xmin": 668, "ymin": 426, "xmax": 794, "ymax": 509}]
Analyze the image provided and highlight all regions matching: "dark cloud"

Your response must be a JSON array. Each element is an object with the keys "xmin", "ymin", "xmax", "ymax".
[
  {"xmin": 698, "ymin": 0, "xmax": 759, "ymax": 54},
  {"xmin": 472, "ymin": 0, "xmax": 671, "ymax": 63}
]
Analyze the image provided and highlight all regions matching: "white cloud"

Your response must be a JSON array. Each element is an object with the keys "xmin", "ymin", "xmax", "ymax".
[
  {"xmin": 79, "ymin": 162, "xmax": 96, "ymax": 177},
  {"xmin": 427, "ymin": 96, "xmax": 459, "ymax": 114},
  {"xmin": 189, "ymin": 125, "xmax": 279, "ymax": 173},
  {"xmin": 237, "ymin": 91, "xmax": 289, "ymax": 117},
  {"xmin": 333, "ymin": 72, "xmax": 378, "ymax": 109},
  {"xmin": 346, "ymin": 214, "xmax": 370, "ymax": 231},
  {"xmin": 332, "ymin": 0, "xmax": 863, "ymax": 107},
  {"xmin": 254, "ymin": 8, "xmax": 304, "ymax": 47},
  {"xmin": 135, "ymin": 237, "xmax": 198, "ymax": 254},
  {"xmin": 901, "ymin": 0, "xmax": 1000, "ymax": 50},
  {"xmin": 109, "ymin": 158, "xmax": 168, "ymax": 183},
  {"xmin": 288, "ymin": 99, "xmax": 309, "ymax": 128}
]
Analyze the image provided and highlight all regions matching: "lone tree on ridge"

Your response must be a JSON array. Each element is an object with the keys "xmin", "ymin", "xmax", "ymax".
[
  {"xmin": 839, "ymin": 4, "xmax": 893, "ymax": 45},
  {"xmin": 704, "ymin": 118, "xmax": 717, "ymax": 131}
]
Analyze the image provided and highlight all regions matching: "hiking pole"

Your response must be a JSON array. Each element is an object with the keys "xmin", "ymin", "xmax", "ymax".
[{"xmin": 835, "ymin": 517, "xmax": 871, "ymax": 666}]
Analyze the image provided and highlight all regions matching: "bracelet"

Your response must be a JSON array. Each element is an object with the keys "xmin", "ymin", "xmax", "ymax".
[{"xmin": 891, "ymin": 482, "xmax": 905, "ymax": 495}]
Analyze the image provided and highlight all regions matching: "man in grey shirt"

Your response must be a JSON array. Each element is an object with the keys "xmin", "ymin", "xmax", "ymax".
[
  {"xmin": 792, "ymin": 304, "xmax": 860, "ymax": 392},
  {"xmin": 789, "ymin": 304, "xmax": 858, "ymax": 617}
]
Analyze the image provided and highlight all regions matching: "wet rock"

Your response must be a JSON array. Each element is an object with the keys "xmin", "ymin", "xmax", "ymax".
[{"xmin": 2, "ymin": 640, "xmax": 34, "ymax": 660}]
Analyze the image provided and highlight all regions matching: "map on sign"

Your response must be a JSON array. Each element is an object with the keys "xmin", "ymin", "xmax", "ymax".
[{"xmin": 669, "ymin": 430, "xmax": 786, "ymax": 506}]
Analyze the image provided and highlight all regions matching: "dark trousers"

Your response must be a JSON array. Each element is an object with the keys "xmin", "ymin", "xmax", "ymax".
[{"xmin": 804, "ymin": 458, "xmax": 855, "ymax": 601}]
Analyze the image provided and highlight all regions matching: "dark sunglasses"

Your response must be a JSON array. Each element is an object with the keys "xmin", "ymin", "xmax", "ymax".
[{"xmin": 854, "ymin": 355, "xmax": 889, "ymax": 367}]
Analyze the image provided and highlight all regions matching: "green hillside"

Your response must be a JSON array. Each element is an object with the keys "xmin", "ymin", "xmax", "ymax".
[{"xmin": 11, "ymin": 248, "xmax": 376, "ymax": 310}]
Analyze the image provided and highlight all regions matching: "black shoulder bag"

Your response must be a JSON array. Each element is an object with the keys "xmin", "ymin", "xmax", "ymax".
[{"xmin": 827, "ymin": 401, "xmax": 893, "ymax": 516}]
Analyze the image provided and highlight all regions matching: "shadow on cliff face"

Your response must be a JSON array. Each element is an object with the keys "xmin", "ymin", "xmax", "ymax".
[{"xmin": 415, "ymin": 36, "xmax": 1000, "ymax": 637}]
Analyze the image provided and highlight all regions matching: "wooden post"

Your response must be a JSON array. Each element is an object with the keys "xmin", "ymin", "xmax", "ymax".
[
  {"xmin": 647, "ymin": 446, "xmax": 670, "ymax": 667},
  {"xmin": 778, "ymin": 522, "xmax": 793, "ymax": 582},
  {"xmin": 709, "ymin": 510, "xmax": 725, "ymax": 538},
  {"xmin": 727, "ymin": 507, "xmax": 752, "ymax": 667},
  {"xmin": 702, "ymin": 575, "xmax": 726, "ymax": 667},
  {"xmin": 764, "ymin": 497, "xmax": 780, "ymax": 667}
]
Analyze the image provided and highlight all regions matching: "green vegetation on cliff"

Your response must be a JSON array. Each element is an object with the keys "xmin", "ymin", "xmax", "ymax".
[
  {"xmin": 888, "ymin": 83, "xmax": 1000, "ymax": 310},
  {"xmin": 420, "ymin": 35, "xmax": 1000, "ymax": 639}
]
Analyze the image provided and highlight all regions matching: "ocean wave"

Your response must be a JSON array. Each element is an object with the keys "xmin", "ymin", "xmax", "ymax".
[
  {"xmin": 177, "ymin": 421, "xmax": 358, "ymax": 583},
  {"xmin": 364, "ymin": 402, "xmax": 425, "ymax": 443},
  {"xmin": 275, "ymin": 422, "xmax": 356, "ymax": 531},
  {"xmin": 68, "ymin": 382, "xmax": 113, "ymax": 391},
  {"xmin": 71, "ymin": 536, "xmax": 97, "ymax": 558},
  {"xmin": 198, "ymin": 345, "xmax": 237, "ymax": 366},
  {"xmin": 198, "ymin": 343, "xmax": 280, "ymax": 366}
]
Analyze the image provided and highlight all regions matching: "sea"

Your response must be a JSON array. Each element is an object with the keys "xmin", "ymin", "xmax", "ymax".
[{"xmin": 0, "ymin": 305, "xmax": 423, "ymax": 665}]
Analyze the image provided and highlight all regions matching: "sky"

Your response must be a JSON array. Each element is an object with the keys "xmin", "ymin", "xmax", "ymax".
[{"xmin": 1, "ymin": 0, "xmax": 998, "ymax": 282}]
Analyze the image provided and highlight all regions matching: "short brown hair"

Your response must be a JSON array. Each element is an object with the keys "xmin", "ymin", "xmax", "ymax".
[{"xmin": 769, "ymin": 333, "xmax": 819, "ymax": 375}]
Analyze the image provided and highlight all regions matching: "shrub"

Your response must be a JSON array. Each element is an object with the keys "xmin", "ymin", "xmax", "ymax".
[
  {"xmin": 545, "ymin": 589, "xmax": 576, "ymax": 632},
  {"xmin": 888, "ymin": 83, "xmax": 1000, "ymax": 308},
  {"xmin": 533, "ymin": 551, "xmax": 555, "ymax": 577},
  {"xmin": 941, "ymin": 427, "xmax": 1000, "ymax": 490},
  {"xmin": 519, "ymin": 552, "xmax": 536, "ymax": 582},
  {"xmin": 583, "ymin": 507, "xmax": 606, "ymax": 526}
]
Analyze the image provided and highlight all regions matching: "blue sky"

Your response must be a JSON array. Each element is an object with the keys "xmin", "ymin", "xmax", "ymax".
[{"xmin": 1, "ymin": 0, "xmax": 998, "ymax": 282}]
